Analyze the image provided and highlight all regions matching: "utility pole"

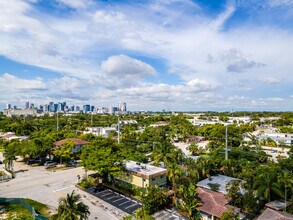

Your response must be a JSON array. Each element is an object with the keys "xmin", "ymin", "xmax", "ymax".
[
  {"xmin": 91, "ymin": 113, "xmax": 93, "ymax": 126},
  {"xmin": 117, "ymin": 114, "xmax": 120, "ymax": 144},
  {"xmin": 57, "ymin": 111, "xmax": 59, "ymax": 131},
  {"xmin": 152, "ymin": 142, "xmax": 155, "ymax": 151},
  {"xmin": 225, "ymin": 125, "xmax": 228, "ymax": 160}
]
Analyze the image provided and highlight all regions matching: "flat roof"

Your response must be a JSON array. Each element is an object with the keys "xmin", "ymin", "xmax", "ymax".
[
  {"xmin": 125, "ymin": 160, "xmax": 167, "ymax": 178},
  {"xmin": 196, "ymin": 174, "xmax": 244, "ymax": 195}
]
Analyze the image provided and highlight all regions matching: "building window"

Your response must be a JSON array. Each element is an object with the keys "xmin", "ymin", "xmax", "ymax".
[
  {"xmin": 160, "ymin": 175, "xmax": 164, "ymax": 179},
  {"xmin": 143, "ymin": 178, "xmax": 146, "ymax": 182},
  {"xmin": 152, "ymin": 178, "xmax": 155, "ymax": 182}
]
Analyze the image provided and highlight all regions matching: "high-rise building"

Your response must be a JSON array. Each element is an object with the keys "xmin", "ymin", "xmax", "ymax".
[
  {"xmin": 90, "ymin": 106, "xmax": 95, "ymax": 112},
  {"xmin": 6, "ymin": 103, "xmax": 11, "ymax": 109},
  {"xmin": 75, "ymin": 106, "xmax": 80, "ymax": 112},
  {"xmin": 122, "ymin": 102, "xmax": 127, "ymax": 112},
  {"xmin": 70, "ymin": 105, "xmax": 75, "ymax": 112},
  {"xmin": 118, "ymin": 101, "xmax": 123, "ymax": 112},
  {"xmin": 83, "ymin": 105, "xmax": 90, "ymax": 113},
  {"xmin": 25, "ymin": 101, "xmax": 29, "ymax": 109},
  {"xmin": 30, "ymin": 103, "xmax": 34, "ymax": 109}
]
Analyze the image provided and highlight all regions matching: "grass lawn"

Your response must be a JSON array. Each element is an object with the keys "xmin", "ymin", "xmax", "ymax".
[
  {"xmin": 0, "ymin": 199, "xmax": 52, "ymax": 220},
  {"xmin": 0, "ymin": 204, "xmax": 33, "ymax": 220},
  {"xmin": 24, "ymin": 198, "xmax": 52, "ymax": 218}
]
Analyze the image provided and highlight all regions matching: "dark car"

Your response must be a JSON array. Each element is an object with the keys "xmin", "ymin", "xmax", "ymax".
[
  {"xmin": 93, "ymin": 184, "xmax": 104, "ymax": 193},
  {"xmin": 67, "ymin": 160, "xmax": 78, "ymax": 167},
  {"xmin": 26, "ymin": 159, "xmax": 40, "ymax": 165},
  {"xmin": 0, "ymin": 160, "xmax": 2, "ymax": 164}
]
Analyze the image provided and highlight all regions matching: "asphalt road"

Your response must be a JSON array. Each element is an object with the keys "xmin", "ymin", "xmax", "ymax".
[{"xmin": 0, "ymin": 160, "xmax": 127, "ymax": 220}]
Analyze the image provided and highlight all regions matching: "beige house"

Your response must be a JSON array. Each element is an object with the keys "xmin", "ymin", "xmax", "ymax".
[{"xmin": 118, "ymin": 160, "xmax": 167, "ymax": 188}]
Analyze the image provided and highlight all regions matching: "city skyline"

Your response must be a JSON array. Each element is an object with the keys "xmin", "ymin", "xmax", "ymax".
[{"xmin": 0, "ymin": 0, "xmax": 293, "ymax": 111}]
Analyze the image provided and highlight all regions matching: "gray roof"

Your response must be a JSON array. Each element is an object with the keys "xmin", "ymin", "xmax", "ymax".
[{"xmin": 196, "ymin": 174, "xmax": 244, "ymax": 194}]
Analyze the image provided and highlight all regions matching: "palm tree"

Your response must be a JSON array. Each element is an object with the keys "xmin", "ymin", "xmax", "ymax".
[
  {"xmin": 253, "ymin": 171, "xmax": 281, "ymax": 202},
  {"xmin": 56, "ymin": 190, "xmax": 90, "ymax": 220},
  {"xmin": 152, "ymin": 143, "xmax": 175, "ymax": 168},
  {"xmin": 187, "ymin": 142, "xmax": 200, "ymax": 156},
  {"xmin": 167, "ymin": 163, "xmax": 184, "ymax": 199}
]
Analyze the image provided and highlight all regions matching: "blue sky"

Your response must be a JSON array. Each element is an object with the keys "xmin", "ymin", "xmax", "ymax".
[{"xmin": 0, "ymin": 0, "xmax": 293, "ymax": 111}]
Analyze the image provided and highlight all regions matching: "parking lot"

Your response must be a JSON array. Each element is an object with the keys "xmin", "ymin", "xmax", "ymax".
[{"xmin": 86, "ymin": 187, "xmax": 142, "ymax": 214}]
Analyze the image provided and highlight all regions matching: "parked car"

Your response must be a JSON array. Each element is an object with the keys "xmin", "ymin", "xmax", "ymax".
[
  {"xmin": 26, "ymin": 159, "xmax": 41, "ymax": 165},
  {"xmin": 45, "ymin": 162, "xmax": 57, "ymax": 169},
  {"xmin": 67, "ymin": 160, "xmax": 78, "ymax": 167},
  {"xmin": 0, "ymin": 160, "xmax": 2, "ymax": 164}
]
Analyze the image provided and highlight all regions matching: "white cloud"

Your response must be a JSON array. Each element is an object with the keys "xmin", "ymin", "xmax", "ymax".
[
  {"xmin": 0, "ymin": 1, "xmax": 293, "ymax": 110},
  {"xmin": 258, "ymin": 76, "xmax": 281, "ymax": 84},
  {"xmin": 0, "ymin": 73, "xmax": 46, "ymax": 91},
  {"xmin": 57, "ymin": 0, "xmax": 91, "ymax": 9},
  {"xmin": 100, "ymin": 55, "xmax": 157, "ymax": 87}
]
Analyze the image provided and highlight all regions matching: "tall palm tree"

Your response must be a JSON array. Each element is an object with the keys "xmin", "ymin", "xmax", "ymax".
[
  {"xmin": 253, "ymin": 171, "xmax": 281, "ymax": 202},
  {"xmin": 153, "ymin": 143, "xmax": 175, "ymax": 168},
  {"xmin": 167, "ymin": 163, "xmax": 184, "ymax": 199},
  {"xmin": 56, "ymin": 190, "xmax": 90, "ymax": 220}
]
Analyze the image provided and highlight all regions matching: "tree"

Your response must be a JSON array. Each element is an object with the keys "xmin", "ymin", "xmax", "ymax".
[
  {"xmin": 152, "ymin": 143, "xmax": 176, "ymax": 168},
  {"xmin": 177, "ymin": 184, "xmax": 201, "ymax": 219},
  {"xmin": 187, "ymin": 142, "xmax": 200, "ymax": 156},
  {"xmin": 54, "ymin": 140, "xmax": 75, "ymax": 165},
  {"xmin": 140, "ymin": 185, "xmax": 168, "ymax": 214},
  {"xmin": 226, "ymin": 181, "xmax": 242, "ymax": 207},
  {"xmin": 56, "ymin": 190, "xmax": 90, "ymax": 220},
  {"xmin": 253, "ymin": 168, "xmax": 281, "ymax": 202},
  {"xmin": 81, "ymin": 138, "xmax": 124, "ymax": 181},
  {"xmin": 167, "ymin": 163, "xmax": 184, "ymax": 199}
]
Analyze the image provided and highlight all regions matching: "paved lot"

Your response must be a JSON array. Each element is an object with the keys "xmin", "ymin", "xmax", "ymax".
[
  {"xmin": 153, "ymin": 208, "xmax": 188, "ymax": 220},
  {"xmin": 0, "ymin": 160, "xmax": 126, "ymax": 220},
  {"xmin": 86, "ymin": 187, "xmax": 142, "ymax": 214}
]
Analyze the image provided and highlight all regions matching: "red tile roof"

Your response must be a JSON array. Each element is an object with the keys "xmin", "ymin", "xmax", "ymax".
[
  {"xmin": 54, "ymin": 138, "xmax": 89, "ymax": 146},
  {"xmin": 197, "ymin": 187, "xmax": 235, "ymax": 218},
  {"xmin": 257, "ymin": 208, "xmax": 293, "ymax": 220}
]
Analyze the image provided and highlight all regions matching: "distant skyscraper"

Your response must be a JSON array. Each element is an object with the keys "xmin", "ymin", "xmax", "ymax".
[
  {"xmin": 30, "ymin": 103, "xmax": 34, "ymax": 109},
  {"xmin": 83, "ymin": 105, "xmax": 90, "ymax": 113},
  {"xmin": 25, "ymin": 101, "xmax": 29, "ymax": 109},
  {"xmin": 6, "ymin": 103, "xmax": 11, "ymax": 109},
  {"xmin": 122, "ymin": 102, "xmax": 127, "ymax": 112},
  {"xmin": 118, "ymin": 101, "xmax": 123, "ymax": 112},
  {"xmin": 76, "ymin": 106, "xmax": 80, "ymax": 111},
  {"xmin": 90, "ymin": 106, "xmax": 95, "ymax": 112}
]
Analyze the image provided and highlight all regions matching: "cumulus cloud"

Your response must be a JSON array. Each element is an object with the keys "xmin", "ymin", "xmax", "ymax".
[
  {"xmin": 100, "ymin": 55, "xmax": 157, "ymax": 87},
  {"xmin": 0, "ymin": 0, "xmax": 293, "ymax": 110},
  {"xmin": 0, "ymin": 73, "xmax": 46, "ymax": 91}
]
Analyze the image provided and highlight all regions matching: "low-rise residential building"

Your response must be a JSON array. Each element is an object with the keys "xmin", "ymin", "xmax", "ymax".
[
  {"xmin": 186, "ymin": 136, "xmax": 207, "ymax": 143},
  {"xmin": 196, "ymin": 175, "xmax": 245, "ymax": 220},
  {"xmin": 53, "ymin": 138, "xmax": 89, "ymax": 152},
  {"xmin": 259, "ymin": 132, "xmax": 293, "ymax": 145},
  {"xmin": 197, "ymin": 187, "xmax": 240, "ymax": 220},
  {"xmin": 196, "ymin": 174, "xmax": 245, "ymax": 195},
  {"xmin": 83, "ymin": 127, "xmax": 117, "ymax": 137},
  {"xmin": 118, "ymin": 160, "xmax": 167, "ymax": 188},
  {"xmin": 0, "ymin": 132, "xmax": 28, "ymax": 141},
  {"xmin": 257, "ymin": 207, "xmax": 293, "ymax": 220},
  {"xmin": 149, "ymin": 121, "xmax": 169, "ymax": 127}
]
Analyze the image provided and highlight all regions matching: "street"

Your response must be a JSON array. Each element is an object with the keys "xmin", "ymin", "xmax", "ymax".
[{"xmin": 0, "ymin": 159, "xmax": 127, "ymax": 220}]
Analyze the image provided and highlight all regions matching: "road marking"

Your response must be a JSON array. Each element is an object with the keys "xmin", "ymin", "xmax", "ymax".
[
  {"xmin": 119, "ymin": 200, "xmax": 132, "ymax": 206},
  {"xmin": 112, "ymin": 198, "xmax": 125, "ymax": 203},
  {"xmin": 53, "ymin": 191, "xmax": 64, "ymax": 198},
  {"xmin": 53, "ymin": 185, "xmax": 74, "ymax": 192}
]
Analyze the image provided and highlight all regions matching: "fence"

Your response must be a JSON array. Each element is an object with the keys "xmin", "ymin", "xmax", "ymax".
[
  {"xmin": 0, "ymin": 169, "xmax": 12, "ymax": 181},
  {"xmin": 0, "ymin": 198, "xmax": 48, "ymax": 220}
]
